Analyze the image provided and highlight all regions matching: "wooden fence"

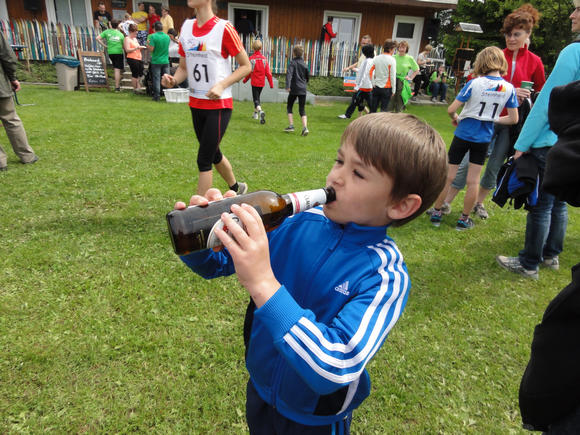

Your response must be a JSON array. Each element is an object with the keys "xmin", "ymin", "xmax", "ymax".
[{"xmin": 0, "ymin": 19, "xmax": 364, "ymax": 77}]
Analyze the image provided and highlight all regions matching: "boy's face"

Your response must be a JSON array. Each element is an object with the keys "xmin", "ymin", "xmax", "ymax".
[{"xmin": 324, "ymin": 142, "xmax": 394, "ymax": 227}]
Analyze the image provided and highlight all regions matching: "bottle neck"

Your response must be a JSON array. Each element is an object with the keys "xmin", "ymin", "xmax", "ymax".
[{"xmin": 282, "ymin": 187, "xmax": 336, "ymax": 215}]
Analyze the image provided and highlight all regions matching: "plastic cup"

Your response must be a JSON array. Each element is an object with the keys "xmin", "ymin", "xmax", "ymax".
[{"xmin": 521, "ymin": 81, "xmax": 534, "ymax": 90}]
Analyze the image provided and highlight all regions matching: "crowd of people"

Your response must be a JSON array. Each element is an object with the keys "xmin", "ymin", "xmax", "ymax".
[
  {"xmin": 3, "ymin": 0, "xmax": 580, "ymax": 432},
  {"xmin": 93, "ymin": 1, "xmax": 176, "ymax": 97}
]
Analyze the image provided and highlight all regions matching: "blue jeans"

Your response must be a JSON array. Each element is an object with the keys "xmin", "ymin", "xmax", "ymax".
[
  {"xmin": 451, "ymin": 124, "xmax": 510, "ymax": 191},
  {"xmin": 431, "ymin": 81, "xmax": 448, "ymax": 101},
  {"xmin": 150, "ymin": 63, "xmax": 169, "ymax": 98},
  {"xmin": 518, "ymin": 147, "xmax": 568, "ymax": 271}
]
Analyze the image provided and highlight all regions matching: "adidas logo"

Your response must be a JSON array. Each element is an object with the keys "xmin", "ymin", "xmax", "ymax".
[{"xmin": 334, "ymin": 281, "xmax": 350, "ymax": 296}]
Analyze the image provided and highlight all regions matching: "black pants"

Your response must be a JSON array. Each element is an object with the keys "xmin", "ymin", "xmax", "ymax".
[
  {"xmin": 370, "ymin": 87, "xmax": 392, "ymax": 112},
  {"xmin": 246, "ymin": 380, "xmax": 352, "ymax": 435},
  {"xmin": 287, "ymin": 94, "xmax": 306, "ymax": 117},
  {"xmin": 190, "ymin": 108, "xmax": 232, "ymax": 171},
  {"xmin": 345, "ymin": 91, "xmax": 371, "ymax": 117},
  {"xmin": 252, "ymin": 86, "xmax": 264, "ymax": 108}
]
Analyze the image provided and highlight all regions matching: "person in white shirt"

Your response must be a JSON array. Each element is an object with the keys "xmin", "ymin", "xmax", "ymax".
[{"xmin": 369, "ymin": 39, "xmax": 397, "ymax": 112}]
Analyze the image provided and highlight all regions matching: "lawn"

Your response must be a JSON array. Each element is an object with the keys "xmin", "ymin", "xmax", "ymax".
[{"xmin": 1, "ymin": 86, "xmax": 578, "ymax": 433}]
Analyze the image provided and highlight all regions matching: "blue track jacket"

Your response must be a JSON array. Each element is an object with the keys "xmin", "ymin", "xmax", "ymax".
[{"xmin": 181, "ymin": 207, "xmax": 411, "ymax": 425}]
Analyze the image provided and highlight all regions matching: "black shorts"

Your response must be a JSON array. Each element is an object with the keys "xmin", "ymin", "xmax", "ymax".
[
  {"xmin": 108, "ymin": 53, "xmax": 124, "ymax": 70},
  {"xmin": 126, "ymin": 58, "xmax": 144, "ymax": 78},
  {"xmin": 448, "ymin": 135, "xmax": 490, "ymax": 166}
]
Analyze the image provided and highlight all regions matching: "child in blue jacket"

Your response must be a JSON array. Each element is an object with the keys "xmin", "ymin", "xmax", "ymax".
[{"xmin": 173, "ymin": 112, "xmax": 448, "ymax": 433}]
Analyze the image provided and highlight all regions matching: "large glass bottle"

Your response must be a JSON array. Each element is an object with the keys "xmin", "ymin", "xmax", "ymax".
[{"xmin": 167, "ymin": 187, "xmax": 336, "ymax": 255}]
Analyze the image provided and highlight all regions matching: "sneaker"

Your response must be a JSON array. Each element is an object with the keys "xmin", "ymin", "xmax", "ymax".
[
  {"xmin": 541, "ymin": 256, "xmax": 560, "ymax": 270},
  {"xmin": 472, "ymin": 203, "xmax": 489, "ymax": 220},
  {"xmin": 426, "ymin": 202, "xmax": 451, "ymax": 216},
  {"xmin": 115, "ymin": 87, "xmax": 121, "ymax": 92},
  {"xmin": 431, "ymin": 97, "xmax": 437, "ymax": 102},
  {"xmin": 237, "ymin": 182, "xmax": 248, "ymax": 195},
  {"xmin": 456, "ymin": 217, "xmax": 474, "ymax": 231},
  {"xmin": 284, "ymin": 126, "xmax": 295, "ymax": 132},
  {"xmin": 430, "ymin": 211, "xmax": 442, "ymax": 227},
  {"xmin": 440, "ymin": 99, "xmax": 447, "ymax": 104},
  {"xmin": 301, "ymin": 127, "xmax": 309, "ymax": 136},
  {"xmin": 496, "ymin": 255, "xmax": 539, "ymax": 279},
  {"xmin": 410, "ymin": 96, "xmax": 417, "ymax": 102},
  {"xmin": 260, "ymin": 111, "xmax": 266, "ymax": 124},
  {"xmin": 252, "ymin": 112, "xmax": 259, "ymax": 120},
  {"xmin": 338, "ymin": 114, "xmax": 349, "ymax": 119}
]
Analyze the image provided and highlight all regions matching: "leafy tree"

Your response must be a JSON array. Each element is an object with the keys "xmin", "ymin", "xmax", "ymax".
[{"xmin": 438, "ymin": 0, "xmax": 576, "ymax": 74}]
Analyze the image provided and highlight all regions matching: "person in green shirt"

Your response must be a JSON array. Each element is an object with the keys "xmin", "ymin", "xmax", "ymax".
[
  {"xmin": 148, "ymin": 21, "xmax": 170, "ymax": 101},
  {"xmin": 430, "ymin": 64, "xmax": 448, "ymax": 103},
  {"xmin": 391, "ymin": 41, "xmax": 419, "ymax": 112},
  {"xmin": 97, "ymin": 20, "xmax": 125, "ymax": 91}
]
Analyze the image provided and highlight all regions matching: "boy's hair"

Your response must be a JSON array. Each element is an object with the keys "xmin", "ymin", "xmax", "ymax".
[
  {"xmin": 167, "ymin": 28, "xmax": 178, "ymax": 37},
  {"xmin": 383, "ymin": 39, "xmax": 397, "ymax": 52},
  {"xmin": 111, "ymin": 20, "xmax": 120, "ymax": 29},
  {"xmin": 252, "ymin": 39, "xmax": 262, "ymax": 51},
  {"xmin": 473, "ymin": 46, "xmax": 508, "ymax": 76},
  {"xmin": 398, "ymin": 40, "xmax": 409, "ymax": 51},
  {"xmin": 154, "ymin": 21, "xmax": 163, "ymax": 32},
  {"xmin": 361, "ymin": 44, "xmax": 374, "ymax": 58},
  {"xmin": 501, "ymin": 3, "xmax": 540, "ymax": 34},
  {"xmin": 293, "ymin": 45, "xmax": 304, "ymax": 58},
  {"xmin": 128, "ymin": 23, "xmax": 137, "ymax": 33},
  {"xmin": 423, "ymin": 44, "xmax": 433, "ymax": 52},
  {"xmin": 342, "ymin": 113, "xmax": 448, "ymax": 226}
]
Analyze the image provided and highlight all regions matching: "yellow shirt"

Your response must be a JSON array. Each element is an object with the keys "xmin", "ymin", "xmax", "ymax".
[
  {"xmin": 161, "ymin": 14, "xmax": 174, "ymax": 33},
  {"xmin": 132, "ymin": 11, "xmax": 148, "ymax": 31}
]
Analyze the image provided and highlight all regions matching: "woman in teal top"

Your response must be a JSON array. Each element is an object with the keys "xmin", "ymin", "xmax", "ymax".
[{"xmin": 392, "ymin": 41, "xmax": 419, "ymax": 112}]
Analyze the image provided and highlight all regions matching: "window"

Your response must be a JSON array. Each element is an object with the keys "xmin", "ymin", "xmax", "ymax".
[
  {"xmin": 323, "ymin": 11, "xmax": 362, "ymax": 44},
  {"xmin": 228, "ymin": 3, "xmax": 269, "ymax": 38},
  {"xmin": 54, "ymin": 0, "xmax": 89, "ymax": 26}
]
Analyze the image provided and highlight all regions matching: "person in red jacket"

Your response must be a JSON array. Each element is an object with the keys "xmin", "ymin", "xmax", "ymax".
[
  {"xmin": 243, "ymin": 39, "xmax": 274, "ymax": 124},
  {"xmin": 322, "ymin": 17, "xmax": 337, "ymax": 43}
]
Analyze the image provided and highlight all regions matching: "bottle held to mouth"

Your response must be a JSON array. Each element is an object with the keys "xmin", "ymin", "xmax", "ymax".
[{"xmin": 167, "ymin": 187, "xmax": 336, "ymax": 255}]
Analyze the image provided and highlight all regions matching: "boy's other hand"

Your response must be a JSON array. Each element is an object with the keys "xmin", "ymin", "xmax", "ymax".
[
  {"xmin": 173, "ymin": 188, "xmax": 236, "ymax": 210},
  {"xmin": 215, "ymin": 203, "xmax": 280, "ymax": 308}
]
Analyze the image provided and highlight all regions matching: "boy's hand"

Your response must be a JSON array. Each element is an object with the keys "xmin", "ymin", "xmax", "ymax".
[
  {"xmin": 173, "ymin": 188, "xmax": 236, "ymax": 210},
  {"xmin": 215, "ymin": 203, "xmax": 280, "ymax": 308}
]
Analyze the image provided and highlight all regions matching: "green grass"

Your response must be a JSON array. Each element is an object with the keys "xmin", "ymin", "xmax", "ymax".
[{"xmin": 1, "ymin": 86, "xmax": 578, "ymax": 433}]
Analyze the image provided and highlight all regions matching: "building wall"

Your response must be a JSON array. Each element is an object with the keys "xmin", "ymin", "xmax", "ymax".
[{"xmin": 8, "ymin": 0, "xmax": 48, "ymax": 21}]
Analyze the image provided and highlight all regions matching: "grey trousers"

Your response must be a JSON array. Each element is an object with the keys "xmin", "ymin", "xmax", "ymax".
[{"xmin": 0, "ymin": 96, "xmax": 36, "ymax": 167}]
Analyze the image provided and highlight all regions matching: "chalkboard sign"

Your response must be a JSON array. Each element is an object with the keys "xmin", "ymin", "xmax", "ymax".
[{"xmin": 78, "ymin": 51, "xmax": 109, "ymax": 91}]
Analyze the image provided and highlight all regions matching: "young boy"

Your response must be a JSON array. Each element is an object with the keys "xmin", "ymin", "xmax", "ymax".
[
  {"xmin": 243, "ymin": 39, "xmax": 274, "ymax": 124},
  {"xmin": 284, "ymin": 45, "xmax": 310, "ymax": 136},
  {"xmin": 173, "ymin": 112, "xmax": 448, "ymax": 432},
  {"xmin": 161, "ymin": 0, "xmax": 251, "ymax": 195},
  {"xmin": 430, "ymin": 46, "xmax": 518, "ymax": 230}
]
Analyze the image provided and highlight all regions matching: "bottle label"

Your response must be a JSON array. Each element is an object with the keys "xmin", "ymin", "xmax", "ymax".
[
  {"xmin": 206, "ymin": 213, "xmax": 245, "ymax": 249},
  {"xmin": 288, "ymin": 189, "xmax": 328, "ymax": 214}
]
